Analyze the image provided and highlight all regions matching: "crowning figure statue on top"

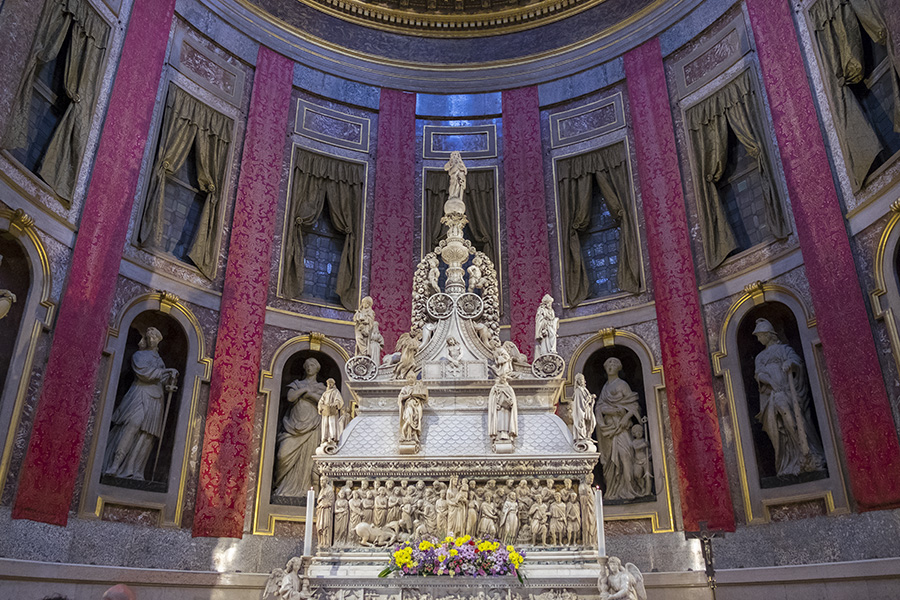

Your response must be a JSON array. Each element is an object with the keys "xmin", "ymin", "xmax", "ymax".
[{"xmin": 443, "ymin": 150, "xmax": 467, "ymax": 216}]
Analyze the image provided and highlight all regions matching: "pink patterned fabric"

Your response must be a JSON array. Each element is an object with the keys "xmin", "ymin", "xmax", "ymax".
[
  {"xmin": 11, "ymin": 0, "xmax": 177, "ymax": 526},
  {"xmin": 502, "ymin": 87, "xmax": 552, "ymax": 358},
  {"xmin": 624, "ymin": 40, "xmax": 735, "ymax": 532},
  {"xmin": 747, "ymin": 0, "xmax": 900, "ymax": 509},
  {"xmin": 191, "ymin": 47, "xmax": 294, "ymax": 538},
  {"xmin": 369, "ymin": 89, "xmax": 417, "ymax": 352}
]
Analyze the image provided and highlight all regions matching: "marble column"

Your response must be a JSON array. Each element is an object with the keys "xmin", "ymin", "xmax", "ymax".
[
  {"xmin": 369, "ymin": 88, "xmax": 417, "ymax": 352},
  {"xmin": 11, "ymin": 0, "xmax": 177, "ymax": 526},
  {"xmin": 624, "ymin": 39, "xmax": 735, "ymax": 532},
  {"xmin": 746, "ymin": 0, "xmax": 900, "ymax": 509},
  {"xmin": 191, "ymin": 47, "xmax": 294, "ymax": 538},
  {"xmin": 501, "ymin": 86, "xmax": 552, "ymax": 359}
]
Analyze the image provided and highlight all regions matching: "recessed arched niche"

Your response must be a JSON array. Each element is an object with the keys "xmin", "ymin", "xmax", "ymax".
[
  {"xmin": 255, "ymin": 334, "xmax": 350, "ymax": 534},
  {"xmin": 871, "ymin": 207, "xmax": 900, "ymax": 381},
  {"xmin": 0, "ymin": 209, "xmax": 54, "ymax": 492},
  {"xmin": 567, "ymin": 329, "xmax": 673, "ymax": 533},
  {"xmin": 713, "ymin": 284, "xmax": 849, "ymax": 524},
  {"xmin": 81, "ymin": 293, "xmax": 210, "ymax": 527}
]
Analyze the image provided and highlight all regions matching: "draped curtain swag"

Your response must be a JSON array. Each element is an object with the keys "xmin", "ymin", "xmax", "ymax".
[
  {"xmin": 810, "ymin": 0, "xmax": 900, "ymax": 189},
  {"xmin": 424, "ymin": 169, "xmax": 497, "ymax": 268},
  {"xmin": 138, "ymin": 85, "xmax": 233, "ymax": 280},
  {"xmin": 687, "ymin": 69, "xmax": 790, "ymax": 268},
  {"xmin": 283, "ymin": 149, "xmax": 364, "ymax": 311},
  {"xmin": 556, "ymin": 143, "xmax": 641, "ymax": 306},
  {"xmin": 1, "ymin": 0, "xmax": 109, "ymax": 206}
]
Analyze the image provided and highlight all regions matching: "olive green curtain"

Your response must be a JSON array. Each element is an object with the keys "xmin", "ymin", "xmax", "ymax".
[
  {"xmin": 1, "ymin": 0, "xmax": 109, "ymax": 206},
  {"xmin": 810, "ymin": 0, "xmax": 900, "ymax": 189},
  {"xmin": 283, "ymin": 149, "xmax": 364, "ymax": 310},
  {"xmin": 687, "ymin": 69, "xmax": 790, "ymax": 268},
  {"xmin": 138, "ymin": 86, "xmax": 232, "ymax": 280},
  {"xmin": 556, "ymin": 143, "xmax": 641, "ymax": 306},
  {"xmin": 424, "ymin": 169, "xmax": 497, "ymax": 267}
]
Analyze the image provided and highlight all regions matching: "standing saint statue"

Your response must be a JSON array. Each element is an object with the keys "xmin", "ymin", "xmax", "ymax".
[
  {"xmin": 398, "ymin": 374, "xmax": 426, "ymax": 447},
  {"xmin": 393, "ymin": 330, "xmax": 421, "ymax": 380},
  {"xmin": 316, "ymin": 477, "xmax": 335, "ymax": 547},
  {"xmin": 317, "ymin": 378, "xmax": 344, "ymax": 453},
  {"xmin": 488, "ymin": 373, "xmax": 518, "ymax": 443},
  {"xmin": 443, "ymin": 151, "xmax": 467, "ymax": 216},
  {"xmin": 572, "ymin": 373, "xmax": 597, "ymax": 447},
  {"xmin": 534, "ymin": 294, "xmax": 559, "ymax": 359},
  {"xmin": 274, "ymin": 358, "xmax": 326, "ymax": 497},
  {"xmin": 752, "ymin": 318, "xmax": 826, "ymax": 477},
  {"xmin": 596, "ymin": 357, "xmax": 643, "ymax": 500},
  {"xmin": 353, "ymin": 296, "xmax": 384, "ymax": 362},
  {"xmin": 104, "ymin": 327, "xmax": 179, "ymax": 480}
]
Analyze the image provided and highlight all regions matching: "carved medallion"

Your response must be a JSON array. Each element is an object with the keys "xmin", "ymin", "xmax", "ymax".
[
  {"xmin": 427, "ymin": 293, "xmax": 454, "ymax": 320},
  {"xmin": 456, "ymin": 293, "xmax": 484, "ymax": 319},
  {"xmin": 346, "ymin": 356, "xmax": 378, "ymax": 381},
  {"xmin": 532, "ymin": 354, "xmax": 565, "ymax": 378}
]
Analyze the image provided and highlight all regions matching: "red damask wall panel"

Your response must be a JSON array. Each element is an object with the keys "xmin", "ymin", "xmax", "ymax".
[
  {"xmin": 624, "ymin": 39, "xmax": 735, "ymax": 532},
  {"xmin": 747, "ymin": 0, "xmax": 900, "ymax": 509},
  {"xmin": 12, "ymin": 0, "xmax": 177, "ymax": 526},
  {"xmin": 369, "ymin": 89, "xmax": 417, "ymax": 352},
  {"xmin": 501, "ymin": 86, "xmax": 552, "ymax": 358},
  {"xmin": 192, "ymin": 47, "xmax": 294, "ymax": 538}
]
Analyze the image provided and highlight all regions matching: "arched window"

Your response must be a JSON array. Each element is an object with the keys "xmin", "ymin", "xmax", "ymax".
[{"xmin": 0, "ymin": 233, "xmax": 30, "ymax": 397}]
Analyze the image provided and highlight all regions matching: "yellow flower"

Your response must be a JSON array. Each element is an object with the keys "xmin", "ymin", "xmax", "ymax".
[
  {"xmin": 419, "ymin": 540, "xmax": 434, "ymax": 551},
  {"xmin": 455, "ymin": 535, "xmax": 471, "ymax": 546},
  {"xmin": 450, "ymin": 549, "xmax": 458, "ymax": 556},
  {"xmin": 507, "ymin": 545, "xmax": 515, "ymax": 552}
]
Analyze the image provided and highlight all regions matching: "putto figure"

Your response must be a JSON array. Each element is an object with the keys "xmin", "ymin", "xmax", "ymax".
[
  {"xmin": 598, "ymin": 556, "xmax": 646, "ymax": 600},
  {"xmin": 443, "ymin": 150, "xmax": 468, "ymax": 216},
  {"xmin": 317, "ymin": 378, "xmax": 344, "ymax": 453},
  {"xmin": 104, "ymin": 327, "xmax": 178, "ymax": 480},
  {"xmin": 353, "ymin": 296, "xmax": 384, "ymax": 362},
  {"xmin": 753, "ymin": 318, "xmax": 825, "ymax": 477},
  {"xmin": 534, "ymin": 294, "xmax": 559, "ymax": 359}
]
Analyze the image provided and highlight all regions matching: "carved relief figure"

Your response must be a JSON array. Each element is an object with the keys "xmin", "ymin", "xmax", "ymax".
[
  {"xmin": 573, "ymin": 373, "xmax": 597, "ymax": 444},
  {"xmin": 478, "ymin": 490, "xmax": 498, "ymax": 537},
  {"xmin": 353, "ymin": 296, "xmax": 385, "ymax": 362},
  {"xmin": 752, "ymin": 318, "xmax": 826, "ymax": 477},
  {"xmin": 443, "ymin": 150, "xmax": 468, "ymax": 216},
  {"xmin": 549, "ymin": 492, "xmax": 567, "ymax": 545},
  {"xmin": 503, "ymin": 341, "xmax": 529, "ymax": 368},
  {"xmin": 274, "ymin": 358, "xmax": 326, "ymax": 497},
  {"xmin": 579, "ymin": 474, "xmax": 597, "ymax": 546},
  {"xmin": 599, "ymin": 557, "xmax": 646, "ymax": 600},
  {"xmin": 317, "ymin": 378, "xmax": 344, "ymax": 451},
  {"xmin": 566, "ymin": 490, "xmax": 581, "ymax": 545},
  {"xmin": 499, "ymin": 492, "xmax": 519, "ymax": 544},
  {"xmin": 467, "ymin": 255, "xmax": 485, "ymax": 293},
  {"xmin": 398, "ymin": 374, "xmax": 426, "ymax": 446},
  {"xmin": 534, "ymin": 294, "xmax": 559, "ymax": 359},
  {"xmin": 316, "ymin": 477, "xmax": 335, "ymax": 547},
  {"xmin": 103, "ymin": 327, "xmax": 179, "ymax": 480},
  {"xmin": 427, "ymin": 256, "xmax": 441, "ymax": 295},
  {"xmin": 333, "ymin": 488, "xmax": 350, "ymax": 545},
  {"xmin": 596, "ymin": 357, "xmax": 643, "ymax": 501},
  {"xmin": 447, "ymin": 475, "xmax": 468, "ymax": 536},
  {"xmin": 492, "ymin": 344, "xmax": 514, "ymax": 379},
  {"xmin": 348, "ymin": 490, "xmax": 364, "ymax": 542},
  {"xmin": 488, "ymin": 374, "xmax": 518, "ymax": 442},
  {"xmin": 374, "ymin": 486, "xmax": 388, "ymax": 527}
]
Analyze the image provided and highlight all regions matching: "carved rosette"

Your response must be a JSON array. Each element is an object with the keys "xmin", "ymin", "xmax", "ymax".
[
  {"xmin": 456, "ymin": 293, "xmax": 483, "ymax": 319},
  {"xmin": 346, "ymin": 355, "xmax": 378, "ymax": 381},
  {"xmin": 532, "ymin": 354, "xmax": 565, "ymax": 378},
  {"xmin": 427, "ymin": 293, "xmax": 454, "ymax": 319}
]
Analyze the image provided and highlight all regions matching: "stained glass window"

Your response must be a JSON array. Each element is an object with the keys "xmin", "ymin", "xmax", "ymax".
[{"xmin": 580, "ymin": 180, "xmax": 621, "ymax": 299}]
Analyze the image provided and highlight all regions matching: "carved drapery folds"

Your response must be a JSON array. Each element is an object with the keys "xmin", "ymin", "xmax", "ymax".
[
  {"xmin": 686, "ymin": 69, "xmax": 789, "ymax": 267},
  {"xmin": 1, "ymin": 0, "xmax": 110, "ymax": 204},
  {"xmin": 283, "ymin": 149, "xmax": 363, "ymax": 310},
  {"xmin": 139, "ymin": 85, "xmax": 233, "ymax": 279},
  {"xmin": 556, "ymin": 143, "xmax": 641, "ymax": 304}
]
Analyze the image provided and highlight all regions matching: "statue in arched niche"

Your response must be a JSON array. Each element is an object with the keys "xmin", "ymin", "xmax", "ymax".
[
  {"xmin": 596, "ymin": 357, "xmax": 645, "ymax": 500},
  {"xmin": 752, "ymin": 318, "xmax": 826, "ymax": 477},
  {"xmin": 103, "ymin": 327, "xmax": 179, "ymax": 480},
  {"xmin": 274, "ymin": 357, "xmax": 325, "ymax": 497}
]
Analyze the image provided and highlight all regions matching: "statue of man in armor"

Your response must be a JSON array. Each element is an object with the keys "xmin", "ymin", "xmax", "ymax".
[{"xmin": 103, "ymin": 327, "xmax": 178, "ymax": 480}]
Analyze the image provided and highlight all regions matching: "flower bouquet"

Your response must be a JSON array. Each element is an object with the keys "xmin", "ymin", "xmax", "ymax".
[{"xmin": 378, "ymin": 535, "xmax": 525, "ymax": 583}]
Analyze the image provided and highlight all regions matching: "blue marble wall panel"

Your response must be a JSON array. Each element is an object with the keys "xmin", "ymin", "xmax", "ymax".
[
  {"xmin": 423, "ymin": 124, "xmax": 497, "ymax": 159},
  {"xmin": 295, "ymin": 99, "xmax": 370, "ymax": 152},
  {"xmin": 416, "ymin": 93, "xmax": 502, "ymax": 118}
]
